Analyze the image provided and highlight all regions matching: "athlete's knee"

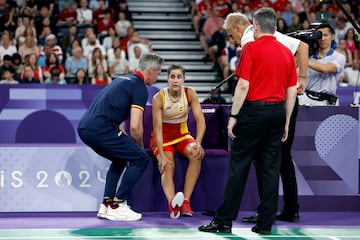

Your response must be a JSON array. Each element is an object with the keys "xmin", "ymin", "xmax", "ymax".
[{"xmin": 188, "ymin": 153, "xmax": 203, "ymax": 164}]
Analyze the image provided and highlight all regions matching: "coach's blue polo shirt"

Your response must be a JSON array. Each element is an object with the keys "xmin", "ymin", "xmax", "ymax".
[{"xmin": 78, "ymin": 72, "xmax": 148, "ymax": 133}]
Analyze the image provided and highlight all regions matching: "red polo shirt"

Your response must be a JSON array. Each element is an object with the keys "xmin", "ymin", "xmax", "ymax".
[
  {"xmin": 58, "ymin": 8, "xmax": 77, "ymax": 23},
  {"xmin": 235, "ymin": 35, "xmax": 297, "ymax": 102}
]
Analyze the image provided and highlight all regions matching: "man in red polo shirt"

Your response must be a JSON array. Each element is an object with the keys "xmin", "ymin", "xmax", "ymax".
[
  {"xmin": 199, "ymin": 8, "xmax": 298, "ymax": 235},
  {"xmin": 58, "ymin": 2, "xmax": 78, "ymax": 25}
]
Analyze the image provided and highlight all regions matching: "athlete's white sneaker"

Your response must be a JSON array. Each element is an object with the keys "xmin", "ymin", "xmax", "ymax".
[
  {"xmin": 97, "ymin": 203, "xmax": 108, "ymax": 219},
  {"xmin": 106, "ymin": 201, "xmax": 142, "ymax": 221}
]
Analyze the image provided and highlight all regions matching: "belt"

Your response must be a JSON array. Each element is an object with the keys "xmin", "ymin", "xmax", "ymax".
[{"xmin": 244, "ymin": 101, "xmax": 284, "ymax": 106}]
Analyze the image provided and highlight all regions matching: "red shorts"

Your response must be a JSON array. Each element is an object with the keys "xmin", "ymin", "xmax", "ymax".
[{"xmin": 150, "ymin": 132, "xmax": 195, "ymax": 157}]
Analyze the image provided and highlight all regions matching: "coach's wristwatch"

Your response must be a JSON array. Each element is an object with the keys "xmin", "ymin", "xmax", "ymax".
[{"xmin": 229, "ymin": 112, "xmax": 237, "ymax": 118}]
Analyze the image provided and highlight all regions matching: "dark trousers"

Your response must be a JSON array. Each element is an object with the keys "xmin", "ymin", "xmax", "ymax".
[
  {"xmin": 255, "ymin": 98, "xmax": 299, "ymax": 214},
  {"xmin": 279, "ymin": 98, "xmax": 299, "ymax": 213},
  {"xmin": 78, "ymin": 128, "xmax": 149, "ymax": 200},
  {"xmin": 215, "ymin": 104, "xmax": 285, "ymax": 229}
]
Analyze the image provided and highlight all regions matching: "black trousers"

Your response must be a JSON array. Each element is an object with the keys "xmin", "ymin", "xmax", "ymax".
[
  {"xmin": 279, "ymin": 98, "xmax": 299, "ymax": 213},
  {"xmin": 255, "ymin": 98, "xmax": 299, "ymax": 214},
  {"xmin": 215, "ymin": 103, "xmax": 285, "ymax": 229}
]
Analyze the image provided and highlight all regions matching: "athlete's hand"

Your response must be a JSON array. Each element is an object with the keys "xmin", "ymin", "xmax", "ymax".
[
  {"xmin": 157, "ymin": 154, "xmax": 173, "ymax": 174},
  {"xmin": 191, "ymin": 142, "xmax": 204, "ymax": 160}
]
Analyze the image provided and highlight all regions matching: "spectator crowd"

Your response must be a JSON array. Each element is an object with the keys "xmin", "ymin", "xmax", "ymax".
[
  {"xmin": 0, "ymin": 0, "xmax": 359, "ymax": 87},
  {"xmin": 0, "ymin": 0, "xmax": 151, "ymax": 85},
  {"xmin": 188, "ymin": 0, "xmax": 360, "ymax": 89}
]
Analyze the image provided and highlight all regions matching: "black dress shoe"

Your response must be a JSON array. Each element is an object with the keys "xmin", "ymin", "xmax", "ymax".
[
  {"xmin": 276, "ymin": 212, "xmax": 300, "ymax": 222},
  {"xmin": 241, "ymin": 212, "xmax": 259, "ymax": 223},
  {"xmin": 251, "ymin": 225, "xmax": 272, "ymax": 235},
  {"xmin": 198, "ymin": 220, "xmax": 232, "ymax": 233}
]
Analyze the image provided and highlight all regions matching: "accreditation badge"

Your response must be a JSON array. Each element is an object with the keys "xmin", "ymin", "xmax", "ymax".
[{"xmin": 178, "ymin": 102, "xmax": 184, "ymax": 112}]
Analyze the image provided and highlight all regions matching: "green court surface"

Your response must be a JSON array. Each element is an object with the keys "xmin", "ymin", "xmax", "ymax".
[{"xmin": 0, "ymin": 228, "xmax": 359, "ymax": 240}]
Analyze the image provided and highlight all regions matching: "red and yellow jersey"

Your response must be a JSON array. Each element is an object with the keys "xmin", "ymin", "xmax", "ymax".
[{"xmin": 159, "ymin": 87, "xmax": 192, "ymax": 146}]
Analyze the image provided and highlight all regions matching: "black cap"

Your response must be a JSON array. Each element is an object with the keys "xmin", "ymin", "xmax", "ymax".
[{"xmin": 316, "ymin": 22, "xmax": 335, "ymax": 34}]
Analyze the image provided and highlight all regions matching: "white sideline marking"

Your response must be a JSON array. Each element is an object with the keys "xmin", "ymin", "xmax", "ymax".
[{"xmin": 0, "ymin": 235, "xmax": 359, "ymax": 239}]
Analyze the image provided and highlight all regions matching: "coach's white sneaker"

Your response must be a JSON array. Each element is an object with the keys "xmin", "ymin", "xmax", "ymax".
[
  {"xmin": 97, "ymin": 203, "xmax": 108, "ymax": 219},
  {"xmin": 106, "ymin": 201, "xmax": 142, "ymax": 221}
]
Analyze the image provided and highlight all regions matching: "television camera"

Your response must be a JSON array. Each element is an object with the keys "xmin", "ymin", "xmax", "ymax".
[{"xmin": 287, "ymin": 25, "xmax": 323, "ymax": 56}]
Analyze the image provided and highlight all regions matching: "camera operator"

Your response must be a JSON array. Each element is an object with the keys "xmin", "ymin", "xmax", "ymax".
[{"xmin": 299, "ymin": 23, "xmax": 346, "ymax": 106}]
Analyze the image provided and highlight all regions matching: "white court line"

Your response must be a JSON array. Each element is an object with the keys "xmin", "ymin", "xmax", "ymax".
[{"xmin": 0, "ymin": 235, "xmax": 359, "ymax": 239}]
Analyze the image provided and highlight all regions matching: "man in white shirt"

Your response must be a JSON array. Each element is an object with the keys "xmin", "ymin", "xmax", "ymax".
[
  {"xmin": 0, "ymin": 31, "xmax": 17, "ymax": 64},
  {"xmin": 128, "ymin": 46, "xmax": 143, "ymax": 73},
  {"xmin": 77, "ymin": 0, "xmax": 93, "ymax": 24},
  {"xmin": 82, "ymin": 33, "xmax": 106, "ymax": 60}
]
